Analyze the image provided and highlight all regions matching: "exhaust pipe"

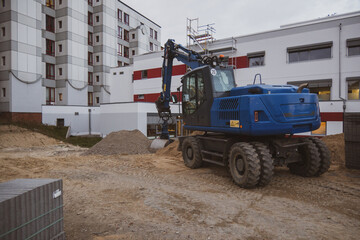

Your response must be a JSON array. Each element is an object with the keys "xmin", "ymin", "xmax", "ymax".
[{"xmin": 297, "ymin": 83, "xmax": 309, "ymax": 93}]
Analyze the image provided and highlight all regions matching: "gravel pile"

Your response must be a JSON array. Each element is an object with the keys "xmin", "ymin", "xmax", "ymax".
[{"xmin": 85, "ymin": 130, "xmax": 151, "ymax": 155}]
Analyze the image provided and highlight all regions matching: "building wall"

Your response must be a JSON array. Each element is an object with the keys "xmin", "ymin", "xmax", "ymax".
[{"xmin": 0, "ymin": 0, "xmax": 43, "ymax": 114}]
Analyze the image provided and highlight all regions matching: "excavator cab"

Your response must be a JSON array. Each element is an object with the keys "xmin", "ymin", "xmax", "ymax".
[{"xmin": 182, "ymin": 65, "xmax": 236, "ymax": 126}]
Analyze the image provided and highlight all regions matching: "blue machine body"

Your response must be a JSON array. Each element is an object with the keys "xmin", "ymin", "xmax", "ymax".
[{"xmin": 184, "ymin": 84, "xmax": 321, "ymax": 136}]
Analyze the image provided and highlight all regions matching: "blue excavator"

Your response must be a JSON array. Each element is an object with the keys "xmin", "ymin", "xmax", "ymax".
[{"xmin": 154, "ymin": 39, "xmax": 331, "ymax": 188}]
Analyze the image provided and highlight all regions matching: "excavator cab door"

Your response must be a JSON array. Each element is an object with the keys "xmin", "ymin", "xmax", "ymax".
[{"xmin": 182, "ymin": 66, "xmax": 213, "ymax": 126}]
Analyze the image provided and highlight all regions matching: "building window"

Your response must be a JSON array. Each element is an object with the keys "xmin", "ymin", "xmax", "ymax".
[
  {"xmin": 117, "ymin": 61, "xmax": 122, "ymax": 67},
  {"xmin": 132, "ymin": 50, "xmax": 135, "ymax": 55},
  {"xmin": 2, "ymin": 88, "xmax": 5, "ymax": 97},
  {"xmin": 96, "ymin": 75, "xmax": 100, "ymax": 82},
  {"xmin": 119, "ymin": 71, "xmax": 124, "ymax": 75},
  {"xmin": 95, "ymin": 15, "xmax": 99, "ymax": 22},
  {"xmin": 347, "ymin": 38, "xmax": 360, "ymax": 56},
  {"xmin": 88, "ymin": 12, "xmax": 93, "ymax": 26},
  {"xmin": 124, "ymin": 46, "xmax": 129, "ymax": 58},
  {"xmin": 88, "ymin": 52, "xmax": 93, "ymax": 65},
  {"xmin": 288, "ymin": 42, "xmax": 332, "ymax": 63},
  {"xmin": 117, "ymin": 43, "xmax": 122, "ymax": 56},
  {"xmin": 88, "ymin": 0, "xmax": 93, "ymax": 6},
  {"xmin": 347, "ymin": 78, "xmax": 360, "ymax": 100},
  {"xmin": 88, "ymin": 92, "xmax": 93, "ymax": 106},
  {"xmin": 124, "ymin": 29, "xmax": 129, "ymax": 42},
  {"xmin": 149, "ymin": 42, "xmax": 153, "ymax": 51},
  {"xmin": 46, "ymin": 63, "xmax": 55, "ymax": 79},
  {"xmin": 154, "ymin": 30, "xmax": 158, "ymax": 40},
  {"xmin": 59, "ymin": 0, "xmax": 62, "ymax": 5},
  {"xmin": 88, "ymin": 72, "xmax": 93, "ymax": 85},
  {"xmin": 95, "ymin": 55, "xmax": 99, "ymax": 62},
  {"xmin": 248, "ymin": 51, "xmax": 265, "ymax": 67},
  {"xmin": 46, "ymin": 39, "xmax": 55, "ymax": 56},
  {"xmin": 58, "ymin": 20, "xmax": 62, "ymax": 29},
  {"xmin": 150, "ymin": 28, "xmax": 153, "ymax": 38},
  {"xmin": 312, "ymin": 122, "xmax": 326, "ymax": 135},
  {"xmin": 58, "ymin": 68, "xmax": 62, "ymax": 76},
  {"xmin": 88, "ymin": 32, "xmax": 93, "ymax": 45},
  {"xmin": 118, "ymin": 26, "xmax": 122, "ymax": 39},
  {"xmin": 124, "ymin": 13, "xmax": 129, "ymax": 25},
  {"xmin": 96, "ymin": 97, "xmax": 99, "ymax": 104},
  {"xmin": 46, "ymin": 0, "xmax": 54, "ymax": 9},
  {"xmin": 142, "ymin": 70, "xmax": 148, "ymax": 79},
  {"xmin": 58, "ymin": 44, "xmax": 63, "ymax": 53},
  {"xmin": 288, "ymin": 79, "xmax": 332, "ymax": 101},
  {"xmin": 46, "ymin": 87, "xmax": 55, "ymax": 105},
  {"xmin": 132, "ymin": 33, "xmax": 135, "ymax": 39},
  {"xmin": 58, "ymin": 93, "xmax": 63, "ymax": 101},
  {"xmin": 117, "ymin": 9, "xmax": 122, "ymax": 21},
  {"xmin": 95, "ymin": 35, "xmax": 100, "ymax": 42},
  {"xmin": 1, "ymin": 56, "xmax": 5, "ymax": 65},
  {"xmin": 1, "ymin": 27, "xmax": 5, "ymax": 36},
  {"xmin": 46, "ymin": 15, "xmax": 55, "ymax": 32},
  {"xmin": 2, "ymin": 0, "xmax": 5, "ymax": 7}
]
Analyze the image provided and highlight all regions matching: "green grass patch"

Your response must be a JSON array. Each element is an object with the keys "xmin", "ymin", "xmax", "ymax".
[{"xmin": 9, "ymin": 122, "xmax": 102, "ymax": 148}]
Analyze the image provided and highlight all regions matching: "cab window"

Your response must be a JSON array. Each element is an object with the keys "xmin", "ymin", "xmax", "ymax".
[
  {"xmin": 183, "ymin": 71, "xmax": 206, "ymax": 115},
  {"xmin": 212, "ymin": 69, "xmax": 236, "ymax": 92}
]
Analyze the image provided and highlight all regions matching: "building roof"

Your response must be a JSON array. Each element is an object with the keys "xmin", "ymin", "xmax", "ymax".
[{"xmin": 118, "ymin": 0, "xmax": 161, "ymax": 28}]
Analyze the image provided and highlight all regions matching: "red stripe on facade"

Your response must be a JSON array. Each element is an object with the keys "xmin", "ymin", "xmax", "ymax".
[
  {"xmin": 148, "ymin": 67, "xmax": 162, "ymax": 78},
  {"xmin": 134, "ymin": 92, "xmax": 182, "ymax": 103},
  {"xmin": 172, "ymin": 64, "xmax": 187, "ymax": 76},
  {"xmin": 229, "ymin": 56, "xmax": 249, "ymax": 69},
  {"xmin": 320, "ymin": 112, "xmax": 343, "ymax": 121},
  {"xmin": 133, "ymin": 64, "xmax": 186, "ymax": 81},
  {"xmin": 133, "ymin": 71, "xmax": 141, "ymax": 80}
]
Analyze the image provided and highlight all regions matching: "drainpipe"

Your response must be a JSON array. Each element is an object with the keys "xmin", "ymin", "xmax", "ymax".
[
  {"xmin": 88, "ymin": 108, "xmax": 92, "ymax": 135},
  {"xmin": 338, "ymin": 23, "xmax": 346, "ymax": 132}
]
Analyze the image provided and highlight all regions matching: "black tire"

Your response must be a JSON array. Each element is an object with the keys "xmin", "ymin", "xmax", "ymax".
[
  {"xmin": 288, "ymin": 138, "xmax": 320, "ymax": 177},
  {"xmin": 228, "ymin": 142, "xmax": 261, "ymax": 188},
  {"xmin": 309, "ymin": 137, "xmax": 331, "ymax": 176},
  {"xmin": 182, "ymin": 137, "xmax": 202, "ymax": 169},
  {"xmin": 251, "ymin": 142, "xmax": 274, "ymax": 187}
]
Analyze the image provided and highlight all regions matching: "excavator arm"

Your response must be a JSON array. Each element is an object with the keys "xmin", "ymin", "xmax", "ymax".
[{"xmin": 155, "ymin": 39, "xmax": 204, "ymax": 140}]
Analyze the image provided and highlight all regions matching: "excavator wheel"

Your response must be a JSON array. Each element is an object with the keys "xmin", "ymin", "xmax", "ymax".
[
  {"xmin": 228, "ymin": 142, "xmax": 261, "ymax": 188},
  {"xmin": 288, "ymin": 138, "xmax": 321, "ymax": 177},
  {"xmin": 251, "ymin": 142, "xmax": 274, "ymax": 187},
  {"xmin": 309, "ymin": 137, "xmax": 331, "ymax": 176},
  {"xmin": 182, "ymin": 137, "xmax": 203, "ymax": 169}
]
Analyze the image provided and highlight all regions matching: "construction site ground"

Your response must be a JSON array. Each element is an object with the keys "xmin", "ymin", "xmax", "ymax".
[{"xmin": 1, "ymin": 125, "xmax": 360, "ymax": 240}]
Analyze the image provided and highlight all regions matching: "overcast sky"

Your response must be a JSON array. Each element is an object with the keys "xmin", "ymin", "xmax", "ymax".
[{"xmin": 122, "ymin": 0, "xmax": 360, "ymax": 46}]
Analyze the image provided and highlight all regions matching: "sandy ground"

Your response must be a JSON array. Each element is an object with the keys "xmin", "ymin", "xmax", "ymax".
[{"xmin": 1, "ymin": 126, "xmax": 360, "ymax": 240}]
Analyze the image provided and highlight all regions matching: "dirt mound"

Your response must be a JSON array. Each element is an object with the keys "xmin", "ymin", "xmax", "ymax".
[
  {"xmin": 0, "ymin": 125, "xmax": 58, "ymax": 149},
  {"xmin": 321, "ymin": 133, "xmax": 345, "ymax": 165},
  {"xmin": 155, "ymin": 131, "xmax": 204, "ymax": 158},
  {"xmin": 85, "ymin": 129, "xmax": 151, "ymax": 155},
  {"xmin": 156, "ymin": 140, "xmax": 181, "ymax": 158}
]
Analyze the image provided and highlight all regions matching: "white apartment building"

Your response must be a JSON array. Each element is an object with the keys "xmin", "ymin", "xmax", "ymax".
[{"xmin": 0, "ymin": 0, "xmax": 160, "ymax": 122}]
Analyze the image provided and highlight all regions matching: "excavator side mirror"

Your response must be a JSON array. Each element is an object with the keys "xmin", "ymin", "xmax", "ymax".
[{"xmin": 171, "ymin": 94, "xmax": 178, "ymax": 103}]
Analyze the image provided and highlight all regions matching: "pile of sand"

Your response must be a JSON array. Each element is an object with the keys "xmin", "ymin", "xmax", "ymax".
[
  {"xmin": 156, "ymin": 140, "xmax": 181, "ymax": 158},
  {"xmin": 85, "ymin": 129, "xmax": 151, "ymax": 155},
  {"xmin": 0, "ymin": 125, "xmax": 58, "ymax": 149},
  {"xmin": 321, "ymin": 133, "xmax": 345, "ymax": 165}
]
